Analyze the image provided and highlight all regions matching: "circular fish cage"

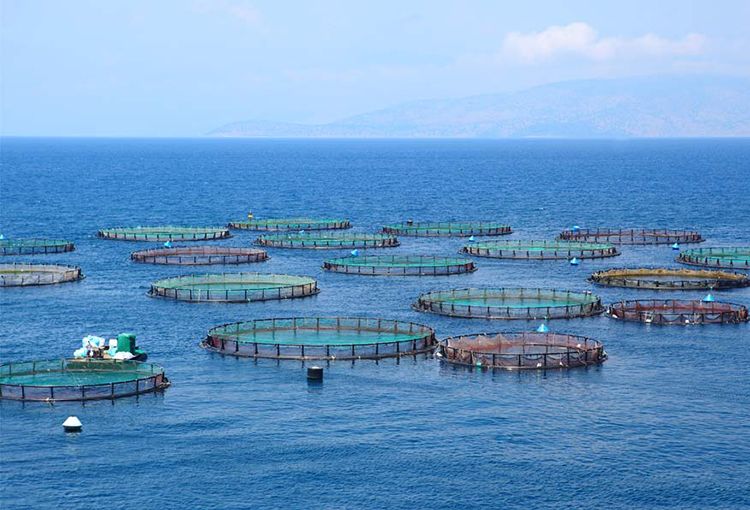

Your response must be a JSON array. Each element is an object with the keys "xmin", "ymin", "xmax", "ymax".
[
  {"xmin": 201, "ymin": 317, "xmax": 437, "ymax": 360},
  {"xmin": 0, "ymin": 263, "xmax": 83, "ymax": 287},
  {"xmin": 254, "ymin": 232, "xmax": 399, "ymax": 249},
  {"xmin": 148, "ymin": 272, "xmax": 319, "ymax": 302},
  {"xmin": 131, "ymin": 246, "xmax": 269, "ymax": 265},
  {"xmin": 323, "ymin": 255, "xmax": 477, "ymax": 276},
  {"xmin": 558, "ymin": 228, "xmax": 703, "ymax": 245},
  {"xmin": 413, "ymin": 287, "xmax": 603, "ymax": 319},
  {"xmin": 589, "ymin": 267, "xmax": 750, "ymax": 290},
  {"xmin": 677, "ymin": 247, "xmax": 750, "ymax": 270},
  {"xmin": 97, "ymin": 226, "xmax": 231, "ymax": 242},
  {"xmin": 382, "ymin": 221, "xmax": 512, "ymax": 237},
  {"xmin": 439, "ymin": 331, "xmax": 606, "ymax": 370},
  {"xmin": 461, "ymin": 240, "xmax": 619, "ymax": 260},
  {"xmin": 228, "ymin": 218, "xmax": 350, "ymax": 231},
  {"xmin": 0, "ymin": 238, "xmax": 75, "ymax": 256},
  {"xmin": 0, "ymin": 359, "xmax": 169, "ymax": 402},
  {"xmin": 606, "ymin": 299, "xmax": 749, "ymax": 325}
]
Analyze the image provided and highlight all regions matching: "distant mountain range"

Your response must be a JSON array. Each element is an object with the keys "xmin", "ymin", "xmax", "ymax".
[{"xmin": 208, "ymin": 75, "xmax": 750, "ymax": 138}]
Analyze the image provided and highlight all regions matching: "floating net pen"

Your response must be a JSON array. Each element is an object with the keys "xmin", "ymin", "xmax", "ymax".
[
  {"xmin": 606, "ymin": 299, "xmax": 749, "ymax": 325},
  {"xmin": 323, "ymin": 255, "xmax": 477, "ymax": 276},
  {"xmin": 148, "ymin": 272, "xmax": 319, "ymax": 302},
  {"xmin": 0, "ymin": 263, "xmax": 83, "ymax": 287},
  {"xmin": 254, "ymin": 232, "xmax": 399, "ymax": 249},
  {"xmin": 677, "ymin": 247, "xmax": 750, "ymax": 270},
  {"xmin": 589, "ymin": 268, "xmax": 750, "ymax": 290},
  {"xmin": 382, "ymin": 221, "xmax": 512, "ymax": 237},
  {"xmin": 413, "ymin": 287, "xmax": 604, "ymax": 319},
  {"xmin": 131, "ymin": 246, "xmax": 269, "ymax": 265},
  {"xmin": 0, "ymin": 359, "xmax": 169, "ymax": 402},
  {"xmin": 201, "ymin": 317, "xmax": 437, "ymax": 360},
  {"xmin": 0, "ymin": 238, "xmax": 75, "ymax": 256},
  {"xmin": 228, "ymin": 218, "xmax": 350, "ymax": 231},
  {"xmin": 461, "ymin": 240, "xmax": 619, "ymax": 260},
  {"xmin": 557, "ymin": 228, "xmax": 703, "ymax": 245},
  {"xmin": 439, "ymin": 331, "xmax": 606, "ymax": 370},
  {"xmin": 97, "ymin": 226, "xmax": 232, "ymax": 242}
]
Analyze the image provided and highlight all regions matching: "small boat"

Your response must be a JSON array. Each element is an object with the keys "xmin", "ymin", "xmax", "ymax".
[{"xmin": 73, "ymin": 333, "xmax": 148, "ymax": 361}]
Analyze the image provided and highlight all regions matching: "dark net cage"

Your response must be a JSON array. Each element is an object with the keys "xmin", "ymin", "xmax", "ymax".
[
  {"xmin": 439, "ymin": 331, "xmax": 606, "ymax": 370},
  {"xmin": 558, "ymin": 228, "xmax": 703, "ymax": 245},
  {"xmin": 677, "ymin": 247, "xmax": 750, "ymax": 270},
  {"xmin": 0, "ymin": 238, "xmax": 75, "ymax": 256},
  {"xmin": 148, "ymin": 272, "xmax": 319, "ymax": 302},
  {"xmin": 131, "ymin": 246, "xmax": 269, "ymax": 265},
  {"xmin": 606, "ymin": 299, "xmax": 749, "ymax": 325},
  {"xmin": 97, "ymin": 226, "xmax": 232, "ymax": 242},
  {"xmin": 201, "ymin": 317, "xmax": 437, "ymax": 360},
  {"xmin": 323, "ymin": 255, "xmax": 477, "ymax": 276},
  {"xmin": 589, "ymin": 267, "xmax": 750, "ymax": 290},
  {"xmin": 228, "ymin": 218, "xmax": 351, "ymax": 231},
  {"xmin": 0, "ymin": 359, "xmax": 169, "ymax": 402},
  {"xmin": 382, "ymin": 221, "xmax": 512, "ymax": 237},
  {"xmin": 413, "ymin": 287, "xmax": 604, "ymax": 319},
  {"xmin": 254, "ymin": 232, "xmax": 399, "ymax": 249},
  {"xmin": 0, "ymin": 263, "xmax": 83, "ymax": 287},
  {"xmin": 461, "ymin": 240, "xmax": 619, "ymax": 260}
]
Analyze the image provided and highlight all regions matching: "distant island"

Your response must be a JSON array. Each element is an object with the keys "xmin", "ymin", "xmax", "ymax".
[{"xmin": 209, "ymin": 75, "xmax": 750, "ymax": 138}]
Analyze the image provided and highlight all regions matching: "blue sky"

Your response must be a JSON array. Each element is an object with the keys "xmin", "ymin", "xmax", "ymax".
[{"xmin": 1, "ymin": 0, "xmax": 748, "ymax": 136}]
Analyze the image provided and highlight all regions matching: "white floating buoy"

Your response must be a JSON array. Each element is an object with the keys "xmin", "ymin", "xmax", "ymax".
[
  {"xmin": 0, "ymin": 234, "xmax": 5, "ymax": 240},
  {"xmin": 468, "ymin": 235, "xmax": 476, "ymax": 243},
  {"xmin": 164, "ymin": 240, "xmax": 172, "ymax": 248},
  {"xmin": 703, "ymin": 293, "xmax": 715, "ymax": 302},
  {"xmin": 570, "ymin": 257, "xmax": 579, "ymax": 266},
  {"xmin": 671, "ymin": 243, "xmax": 680, "ymax": 250},
  {"xmin": 63, "ymin": 416, "xmax": 82, "ymax": 432},
  {"xmin": 350, "ymin": 249, "xmax": 359, "ymax": 257},
  {"xmin": 537, "ymin": 323, "xmax": 549, "ymax": 333}
]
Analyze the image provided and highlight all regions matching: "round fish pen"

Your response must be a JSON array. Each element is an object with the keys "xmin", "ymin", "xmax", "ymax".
[
  {"xmin": 0, "ymin": 263, "xmax": 83, "ymax": 287},
  {"xmin": 676, "ymin": 247, "xmax": 750, "ymax": 270},
  {"xmin": 589, "ymin": 268, "xmax": 750, "ymax": 290},
  {"xmin": 97, "ymin": 226, "xmax": 231, "ymax": 242},
  {"xmin": 201, "ymin": 317, "xmax": 437, "ymax": 360},
  {"xmin": 606, "ymin": 299, "xmax": 749, "ymax": 325},
  {"xmin": 323, "ymin": 255, "xmax": 477, "ymax": 276},
  {"xmin": 461, "ymin": 240, "xmax": 619, "ymax": 260},
  {"xmin": 228, "ymin": 218, "xmax": 350, "ymax": 231},
  {"xmin": 0, "ymin": 359, "xmax": 169, "ymax": 402},
  {"xmin": 382, "ymin": 221, "xmax": 512, "ymax": 237},
  {"xmin": 557, "ymin": 228, "xmax": 703, "ymax": 245},
  {"xmin": 0, "ymin": 238, "xmax": 75, "ymax": 256},
  {"xmin": 131, "ymin": 246, "xmax": 269, "ymax": 265},
  {"xmin": 439, "ymin": 331, "xmax": 606, "ymax": 370},
  {"xmin": 413, "ymin": 287, "xmax": 603, "ymax": 319},
  {"xmin": 254, "ymin": 232, "xmax": 399, "ymax": 249},
  {"xmin": 148, "ymin": 273, "xmax": 319, "ymax": 302}
]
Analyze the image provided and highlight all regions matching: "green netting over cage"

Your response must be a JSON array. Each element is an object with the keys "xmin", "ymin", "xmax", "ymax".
[
  {"xmin": 201, "ymin": 317, "xmax": 437, "ymax": 360},
  {"xmin": 323, "ymin": 255, "xmax": 477, "ymax": 276},
  {"xmin": 254, "ymin": 232, "xmax": 399, "ymax": 249},
  {"xmin": 382, "ymin": 221, "xmax": 512, "ymax": 237},
  {"xmin": 131, "ymin": 246, "xmax": 269, "ymax": 265},
  {"xmin": 0, "ymin": 263, "xmax": 84, "ymax": 287},
  {"xmin": 461, "ymin": 240, "xmax": 619, "ymax": 260},
  {"xmin": 149, "ymin": 272, "xmax": 319, "ymax": 302},
  {"xmin": 589, "ymin": 267, "xmax": 750, "ymax": 290},
  {"xmin": 0, "ymin": 359, "xmax": 169, "ymax": 402},
  {"xmin": 97, "ymin": 226, "xmax": 232, "ymax": 242},
  {"xmin": 413, "ymin": 287, "xmax": 603, "ymax": 319},
  {"xmin": 676, "ymin": 247, "xmax": 750, "ymax": 270},
  {"xmin": 439, "ymin": 331, "xmax": 606, "ymax": 370},
  {"xmin": 606, "ymin": 299, "xmax": 748, "ymax": 325},
  {"xmin": 228, "ymin": 218, "xmax": 351, "ymax": 231},
  {"xmin": 557, "ymin": 228, "xmax": 703, "ymax": 245},
  {"xmin": 0, "ymin": 238, "xmax": 75, "ymax": 256}
]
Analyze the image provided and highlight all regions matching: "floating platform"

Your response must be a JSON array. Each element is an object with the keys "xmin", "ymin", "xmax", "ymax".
[
  {"xmin": 461, "ymin": 240, "xmax": 619, "ymax": 260},
  {"xmin": 323, "ymin": 255, "xmax": 477, "ymax": 276},
  {"xmin": 97, "ymin": 226, "xmax": 231, "ymax": 242},
  {"xmin": 606, "ymin": 299, "xmax": 749, "ymax": 325},
  {"xmin": 382, "ymin": 221, "xmax": 512, "ymax": 237},
  {"xmin": 589, "ymin": 267, "xmax": 750, "ymax": 290},
  {"xmin": 228, "ymin": 218, "xmax": 350, "ymax": 231},
  {"xmin": 0, "ymin": 359, "xmax": 169, "ymax": 402},
  {"xmin": 254, "ymin": 232, "xmax": 399, "ymax": 249},
  {"xmin": 413, "ymin": 287, "xmax": 603, "ymax": 319},
  {"xmin": 0, "ymin": 238, "xmax": 75, "ymax": 256},
  {"xmin": 131, "ymin": 246, "xmax": 269, "ymax": 265},
  {"xmin": 558, "ymin": 228, "xmax": 703, "ymax": 245},
  {"xmin": 201, "ymin": 317, "xmax": 437, "ymax": 360},
  {"xmin": 439, "ymin": 331, "xmax": 606, "ymax": 370},
  {"xmin": 676, "ymin": 247, "xmax": 750, "ymax": 270},
  {"xmin": 0, "ymin": 263, "xmax": 83, "ymax": 287},
  {"xmin": 148, "ymin": 272, "xmax": 319, "ymax": 302}
]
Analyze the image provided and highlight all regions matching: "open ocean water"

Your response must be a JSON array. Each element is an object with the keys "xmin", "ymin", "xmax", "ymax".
[{"xmin": 1, "ymin": 138, "xmax": 749, "ymax": 510}]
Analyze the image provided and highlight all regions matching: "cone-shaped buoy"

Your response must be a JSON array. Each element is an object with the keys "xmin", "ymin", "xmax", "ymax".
[
  {"xmin": 703, "ymin": 293, "xmax": 715, "ymax": 302},
  {"xmin": 0, "ymin": 234, "xmax": 5, "ymax": 240},
  {"xmin": 164, "ymin": 241, "xmax": 172, "ymax": 248},
  {"xmin": 570, "ymin": 257, "xmax": 579, "ymax": 265},
  {"xmin": 350, "ymin": 249, "xmax": 359, "ymax": 257},
  {"xmin": 468, "ymin": 235, "xmax": 476, "ymax": 243},
  {"xmin": 572, "ymin": 225, "xmax": 580, "ymax": 232},
  {"xmin": 671, "ymin": 243, "xmax": 680, "ymax": 250},
  {"xmin": 63, "ymin": 416, "xmax": 82, "ymax": 432},
  {"xmin": 537, "ymin": 323, "xmax": 549, "ymax": 332}
]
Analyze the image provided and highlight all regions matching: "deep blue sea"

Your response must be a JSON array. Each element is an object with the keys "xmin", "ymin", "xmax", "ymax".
[{"xmin": 1, "ymin": 138, "xmax": 749, "ymax": 510}]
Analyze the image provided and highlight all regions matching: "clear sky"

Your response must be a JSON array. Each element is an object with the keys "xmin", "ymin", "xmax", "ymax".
[{"xmin": 1, "ymin": 0, "xmax": 748, "ymax": 136}]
